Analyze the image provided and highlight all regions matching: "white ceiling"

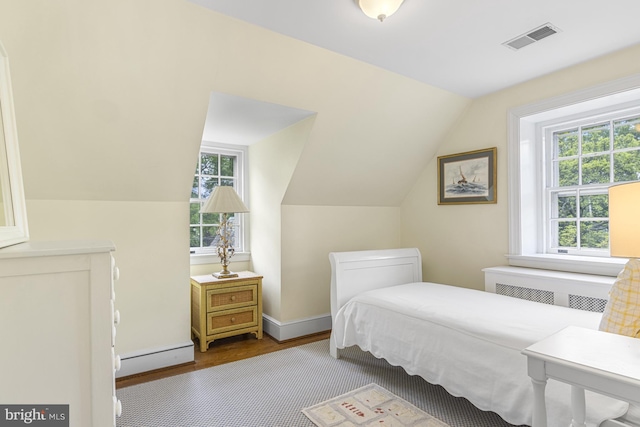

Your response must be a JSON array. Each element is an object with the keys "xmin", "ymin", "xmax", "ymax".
[
  {"xmin": 202, "ymin": 92, "xmax": 315, "ymax": 145},
  {"xmin": 193, "ymin": 0, "xmax": 640, "ymax": 144},
  {"xmin": 191, "ymin": 0, "xmax": 640, "ymax": 98}
]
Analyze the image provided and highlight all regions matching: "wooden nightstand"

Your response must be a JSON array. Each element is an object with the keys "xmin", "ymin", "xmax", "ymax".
[{"xmin": 191, "ymin": 271, "xmax": 263, "ymax": 352}]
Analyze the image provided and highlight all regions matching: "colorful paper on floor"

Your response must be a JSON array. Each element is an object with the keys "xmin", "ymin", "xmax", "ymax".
[{"xmin": 302, "ymin": 383, "xmax": 451, "ymax": 427}]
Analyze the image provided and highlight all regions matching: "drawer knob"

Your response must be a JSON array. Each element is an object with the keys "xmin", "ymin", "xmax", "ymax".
[
  {"xmin": 113, "ymin": 397, "xmax": 123, "ymax": 417},
  {"xmin": 230, "ymin": 296, "xmax": 236, "ymax": 301},
  {"xmin": 230, "ymin": 317, "xmax": 236, "ymax": 323}
]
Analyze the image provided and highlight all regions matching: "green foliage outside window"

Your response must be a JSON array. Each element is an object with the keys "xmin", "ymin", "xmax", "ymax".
[
  {"xmin": 552, "ymin": 115, "xmax": 640, "ymax": 251},
  {"xmin": 190, "ymin": 152, "xmax": 237, "ymax": 249}
]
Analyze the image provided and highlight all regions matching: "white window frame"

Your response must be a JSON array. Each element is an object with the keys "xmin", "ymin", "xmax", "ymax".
[
  {"xmin": 507, "ymin": 74, "xmax": 640, "ymax": 276},
  {"xmin": 542, "ymin": 106, "xmax": 640, "ymax": 257},
  {"xmin": 190, "ymin": 142, "xmax": 250, "ymax": 266}
]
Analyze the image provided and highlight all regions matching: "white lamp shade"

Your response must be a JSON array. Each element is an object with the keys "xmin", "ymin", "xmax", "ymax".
[
  {"xmin": 358, "ymin": 0, "xmax": 404, "ymax": 21},
  {"xmin": 200, "ymin": 186, "xmax": 249, "ymax": 214},
  {"xmin": 609, "ymin": 181, "xmax": 640, "ymax": 258}
]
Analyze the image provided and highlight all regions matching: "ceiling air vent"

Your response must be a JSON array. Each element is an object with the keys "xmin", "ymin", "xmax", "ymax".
[{"xmin": 503, "ymin": 23, "xmax": 561, "ymax": 51}]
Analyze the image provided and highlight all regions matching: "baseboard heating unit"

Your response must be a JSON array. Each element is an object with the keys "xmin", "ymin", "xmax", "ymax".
[{"xmin": 483, "ymin": 266, "xmax": 615, "ymax": 312}]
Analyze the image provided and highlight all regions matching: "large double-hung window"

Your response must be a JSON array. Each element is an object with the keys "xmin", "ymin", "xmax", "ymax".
[
  {"xmin": 546, "ymin": 114, "xmax": 640, "ymax": 255},
  {"xmin": 508, "ymin": 77, "xmax": 640, "ymax": 275},
  {"xmin": 190, "ymin": 143, "xmax": 247, "ymax": 258}
]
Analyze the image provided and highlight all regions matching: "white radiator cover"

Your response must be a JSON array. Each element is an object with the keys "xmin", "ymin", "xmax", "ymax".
[{"xmin": 483, "ymin": 266, "xmax": 615, "ymax": 313}]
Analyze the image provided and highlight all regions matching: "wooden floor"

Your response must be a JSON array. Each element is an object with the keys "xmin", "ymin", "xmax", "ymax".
[{"xmin": 116, "ymin": 331, "xmax": 331, "ymax": 389}]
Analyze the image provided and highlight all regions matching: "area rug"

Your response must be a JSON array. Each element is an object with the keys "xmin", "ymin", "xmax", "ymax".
[
  {"xmin": 117, "ymin": 340, "xmax": 522, "ymax": 426},
  {"xmin": 303, "ymin": 383, "xmax": 451, "ymax": 427}
]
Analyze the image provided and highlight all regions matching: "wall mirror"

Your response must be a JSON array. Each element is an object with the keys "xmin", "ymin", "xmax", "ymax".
[{"xmin": 0, "ymin": 42, "xmax": 29, "ymax": 248}]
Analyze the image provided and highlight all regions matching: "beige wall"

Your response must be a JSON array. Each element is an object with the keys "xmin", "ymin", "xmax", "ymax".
[
  {"xmin": 0, "ymin": 0, "xmax": 467, "ymax": 357},
  {"xmin": 3, "ymin": 0, "xmax": 639, "ymax": 362},
  {"xmin": 26, "ymin": 200, "xmax": 190, "ymax": 355},
  {"xmin": 249, "ymin": 117, "xmax": 314, "ymax": 319},
  {"xmin": 249, "ymin": 117, "xmax": 402, "ymax": 323},
  {"xmin": 401, "ymin": 43, "xmax": 640, "ymax": 291},
  {"xmin": 281, "ymin": 205, "xmax": 401, "ymax": 322}
]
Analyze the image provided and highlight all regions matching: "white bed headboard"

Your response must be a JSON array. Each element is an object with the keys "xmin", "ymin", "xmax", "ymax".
[{"xmin": 329, "ymin": 248, "xmax": 422, "ymax": 320}]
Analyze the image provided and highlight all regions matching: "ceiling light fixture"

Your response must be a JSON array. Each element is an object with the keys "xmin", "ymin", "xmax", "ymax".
[{"xmin": 358, "ymin": 0, "xmax": 405, "ymax": 22}]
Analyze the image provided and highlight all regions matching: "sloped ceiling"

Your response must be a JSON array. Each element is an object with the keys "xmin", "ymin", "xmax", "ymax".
[
  {"xmin": 1, "ymin": 0, "xmax": 469, "ymax": 207},
  {"xmin": 193, "ymin": 0, "xmax": 640, "ymax": 206},
  {"xmin": 3, "ymin": 1, "xmax": 640, "ymax": 207},
  {"xmin": 282, "ymin": 78, "xmax": 469, "ymax": 207},
  {"xmin": 190, "ymin": 0, "xmax": 640, "ymax": 98},
  {"xmin": 203, "ymin": 92, "xmax": 315, "ymax": 145}
]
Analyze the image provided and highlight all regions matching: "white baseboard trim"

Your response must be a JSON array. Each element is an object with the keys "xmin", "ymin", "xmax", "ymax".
[
  {"xmin": 116, "ymin": 314, "xmax": 332, "ymax": 377},
  {"xmin": 116, "ymin": 341, "xmax": 194, "ymax": 378},
  {"xmin": 262, "ymin": 313, "xmax": 331, "ymax": 342}
]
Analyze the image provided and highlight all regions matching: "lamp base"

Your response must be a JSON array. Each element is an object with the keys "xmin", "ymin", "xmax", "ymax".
[{"xmin": 213, "ymin": 271, "xmax": 238, "ymax": 279}]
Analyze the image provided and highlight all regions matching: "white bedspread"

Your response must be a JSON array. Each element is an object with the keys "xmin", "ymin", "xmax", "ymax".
[{"xmin": 332, "ymin": 282, "xmax": 629, "ymax": 427}]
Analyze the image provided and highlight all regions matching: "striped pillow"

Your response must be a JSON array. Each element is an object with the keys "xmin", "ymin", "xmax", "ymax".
[{"xmin": 599, "ymin": 258, "xmax": 640, "ymax": 338}]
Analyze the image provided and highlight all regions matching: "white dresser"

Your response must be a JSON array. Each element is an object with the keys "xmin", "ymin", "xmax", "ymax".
[{"xmin": 0, "ymin": 240, "xmax": 122, "ymax": 426}]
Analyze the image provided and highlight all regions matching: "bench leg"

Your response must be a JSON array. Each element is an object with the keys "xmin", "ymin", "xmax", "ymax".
[
  {"xmin": 570, "ymin": 386, "xmax": 587, "ymax": 427},
  {"xmin": 531, "ymin": 378, "xmax": 548, "ymax": 427}
]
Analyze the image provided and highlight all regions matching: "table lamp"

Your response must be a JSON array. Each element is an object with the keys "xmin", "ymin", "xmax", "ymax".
[
  {"xmin": 599, "ymin": 181, "xmax": 640, "ymax": 338},
  {"xmin": 200, "ymin": 186, "xmax": 249, "ymax": 278}
]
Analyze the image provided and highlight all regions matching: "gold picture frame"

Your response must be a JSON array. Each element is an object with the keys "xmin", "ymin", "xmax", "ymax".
[{"xmin": 437, "ymin": 147, "xmax": 497, "ymax": 205}]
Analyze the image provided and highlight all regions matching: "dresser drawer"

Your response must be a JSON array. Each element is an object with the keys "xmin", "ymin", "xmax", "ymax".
[
  {"xmin": 206, "ymin": 284, "xmax": 257, "ymax": 312},
  {"xmin": 207, "ymin": 306, "xmax": 258, "ymax": 335}
]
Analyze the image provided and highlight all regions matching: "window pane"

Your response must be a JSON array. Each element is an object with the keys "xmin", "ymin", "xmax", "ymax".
[
  {"xmin": 555, "ymin": 129, "xmax": 578, "ymax": 157},
  {"xmin": 581, "ymin": 155, "xmax": 610, "ymax": 184},
  {"xmin": 200, "ymin": 177, "xmax": 218, "ymax": 199},
  {"xmin": 557, "ymin": 221, "xmax": 577, "ymax": 247},
  {"xmin": 191, "ymin": 176, "xmax": 198, "ymax": 198},
  {"xmin": 557, "ymin": 159, "xmax": 579, "ymax": 186},
  {"xmin": 579, "ymin": 194, "xmax": 608, "ymax": 218},
  {"xmin": 555, "ymin": 194, "xmax": 576, "ymax": 218},
  {"xmin": 220, "ymin": 155, "xmax": 234, "ymax": 177},
  {"xmin": 191, "ymin": 148, "xmax": 243, "ymax": 254},
  {"xmin": 581, "ymin": 123, "xmax": 610, "ymax": 154},
  {"xmin": 201, "ymin": 153, "xmax": 218, "ymax": 175},
  {"xmin": 202, "ymin": 226, "xmax": 218, "ymax": 247},
  {"xmin": 190, "ymin": 226, "xmax": 201, "ymax": 248},
  {"xmin": 613, "ymin": 150, "xmax": 640, "ymax": 182},
  {"xmin": 580, "ymin": 221, "xmax": 609, "ymax": 249},
  {"xmin": 202, "ymin": 212, "xmax": 219, "ymax": 225},
  {"xmin": 190, "ymin": 203, "xmax": 200, "ymax": 224},
  {"xmin": 613, "ymin": 116, "xmax": 640, "ymax": 150}
]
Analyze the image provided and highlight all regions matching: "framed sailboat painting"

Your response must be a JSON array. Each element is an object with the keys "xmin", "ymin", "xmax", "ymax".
[{"xmin": 437, "ymin": 147, "xmax": 497, "ymax": 205}]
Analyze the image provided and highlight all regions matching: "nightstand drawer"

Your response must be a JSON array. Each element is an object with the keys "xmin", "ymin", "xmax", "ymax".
[
  {"xmin": 206, "ymin": 284, "xmax": 257, "ymax": 312},
  {"xmin": 191, "ymin": 271, "xmax": 263, "ymax": 352},
  {"xmin": 207, "ymin": 307, "xmax": 258, "ymax": 335}
]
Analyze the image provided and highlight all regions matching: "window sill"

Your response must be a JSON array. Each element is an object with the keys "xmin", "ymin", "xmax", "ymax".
[
  {"xmin": 507, "ymin": 254, "xmax": 627, "ymax": 277},
  {"xmin": 190, "ymin": 251, "xmax": 250, "ymax": 266}
]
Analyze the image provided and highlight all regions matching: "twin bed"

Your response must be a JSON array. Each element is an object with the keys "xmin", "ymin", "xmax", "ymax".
[{"xmin": 329, "ymin": 248, "xmax": 634, "ymax": 427}]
